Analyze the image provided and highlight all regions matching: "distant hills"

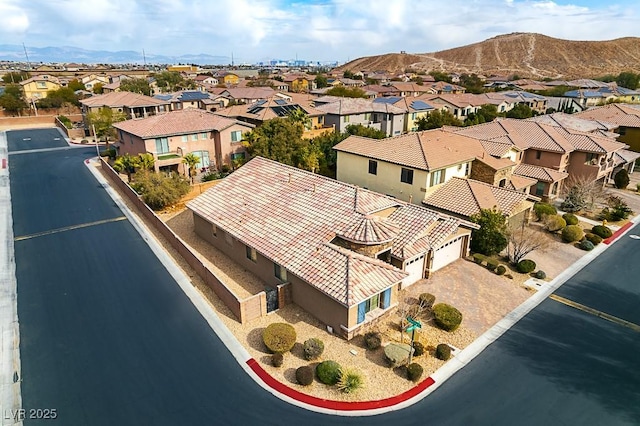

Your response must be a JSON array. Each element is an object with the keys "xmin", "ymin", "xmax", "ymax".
[
  {"xmin": 0, "ymin": 44, "xmax": 230, "ymax": 65},
  {"xmin": 338, "ymin": 33, "xmax": 640, "ymax": 79}
]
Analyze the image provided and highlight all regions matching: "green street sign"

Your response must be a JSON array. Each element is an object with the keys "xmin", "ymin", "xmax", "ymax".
[
  {"xmin": 406, "ymin": 316, "xmax": 422, "ymax": 328},
  {"xmin": 406, "ymin": 325, "xmax": 418, "ymax": 332}
]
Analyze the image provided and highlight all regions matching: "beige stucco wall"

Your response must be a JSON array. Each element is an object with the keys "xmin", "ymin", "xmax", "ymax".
[{"xmin": 522, "ymin": 150, "xmax": 568, "ymax": 171}]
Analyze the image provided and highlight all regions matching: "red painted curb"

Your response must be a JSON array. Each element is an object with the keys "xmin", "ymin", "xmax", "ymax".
[
  {"xmin": 603, "ymin": 222, "xmax": 634, "ymax": 245},
  {"xmin": 246, "ymin": 358, "xmax": 435, "ymax": 411}
]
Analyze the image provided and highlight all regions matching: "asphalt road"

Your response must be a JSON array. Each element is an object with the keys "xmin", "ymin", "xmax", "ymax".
[{"xmin": 8, "ymin": 128, "xmax": 640, "ymax": 425}]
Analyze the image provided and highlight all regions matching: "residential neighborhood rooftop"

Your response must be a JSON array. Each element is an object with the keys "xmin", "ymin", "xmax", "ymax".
[{"xmin": 80, "ymin": 91, "xmax": 169, "ymax": 108}]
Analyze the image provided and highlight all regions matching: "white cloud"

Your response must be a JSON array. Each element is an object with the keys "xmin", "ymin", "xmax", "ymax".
[{"xmin": 2, "ymin": 0, "xmax": 639, "ymax": 63}]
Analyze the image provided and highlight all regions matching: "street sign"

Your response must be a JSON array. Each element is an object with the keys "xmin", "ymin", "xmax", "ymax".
[{"xmin": 407, "ymin": 316, "xmax": 422, "ymax": 328}]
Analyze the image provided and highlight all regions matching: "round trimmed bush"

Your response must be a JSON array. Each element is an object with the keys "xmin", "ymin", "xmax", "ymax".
[
  {"xmin": 585, "ymin": 233, "xmax": 603, "ymax": 245},
  {"xmin": 271, "ymin": 353, "xmax": 284, "ymax": 367},
  {"xmin": 562, "ymin": 213, "xmax": 579, "ymax": 225},
  {"xmin": 435, "ymin": 344, "xmax": 452, "ymax": 361},
  {"xmin": 545, "ymin": 215, "xmax": 566, "ymax": 232},
  {"xmin": 262, "ymin": 323, "xmax": 297, "ymax": 354},
  {"xmin": 562, "ymin": 224, "xmax": 584, "ymax": 243},
  {"xmin": 412, "ymin": 341, "xmax": 425, "ymax": 357},
  {"xmin": 534, "ymin": 202, "xmax": 557, "ymax": 220},
  {"xmin": 591, "ymin": 225, "xmax": 613, "ymax": 239},
  {"xmin": 579, "ymin": 239, "xmax": 595, "ymax": 251},
  {"xmin": 406, "ymin": 363, "xmax": 424, "ymax": 382},
  {"xmin": 486, "ymin": 258, "xmax": 499, "ymax": 272},
  {"xmin": 316, "ymin": 360, "xmax": 342, "ymax": 385},
  {"xmin": 364, "ymin": 331, "xmax": 382, "ymax": 350},
  {"xmin": 517, "ymin": 259, "xmax": 537, "ymax": 274},
  {"xmin": 496, "ymin": 265, "xmax": 507, "ymax": 275},
  {"xmin": 418, "ymin": 293, "xmax": 436, "ymax": 309},
  {"xmin": 303, "ymin": 338, "xmax": 325, "ymax": 361},
  {"xmin": 432, "ymin": 303, "xmax": 463, "ymax": 331},
  {"xmin": 296, "ymin": 366, "xmax": 314, "ymax": 386},
  {"xmin": 534, "ymin": 270, "xmax": 546, "ymax": 279}
]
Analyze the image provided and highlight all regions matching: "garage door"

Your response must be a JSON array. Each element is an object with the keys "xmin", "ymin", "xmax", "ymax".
[
  {"xmin": 402, "ymin": 254, "xmax": 425, "ymax": 286},
  {"xmin": 432, "ymin": 236, "xmax": 464, "ymax": 271}
]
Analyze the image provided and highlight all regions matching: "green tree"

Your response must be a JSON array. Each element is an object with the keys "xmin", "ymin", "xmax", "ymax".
[
  {"xmin": 415, "ymin": 110, "xmax": 463, "ymax": 130},
  {"xmin": 36, "ymin": 87, "xmax": 80, "ymax": 109},
  {"xmin": 93, "ymin": 83, "xmax": 104, "ymax": 94},
  {"xmin": 87, "ymin": 107, "xmax": 128, "ymax": 149},
  {"xmin": 0, "ymin": 84, "xmax": 28, "ymax": 115},
  {"xmin": 112, "ymin": 154, "xmax": 140, "ymax": 182},
  {"xmin": 130, "ymin": 171, "xmax": 190, "ymax": 210},
  {"xmin": 67, "ymin": 79, "xmax": 86, "ymax": 91},
  {"xmin": 119, "ymin": 77, "xmax": 151, "ymax": 95},
  {"xmin": 153, "ymin": 71, "xmax": 192, "ymax": 92},
  {"xmin": 429, "ymin": 71, "xmax": 452, "ymax": 83},
  {"xmin": 287, "ymin": 107, "xmax": 311, "ymax": 130},
  {"xmin": 614, "ymin": 168, "xmax": 630, "ymax": 189},
  {"xmin": 1, "ymin": 71, "xmax": 30, "ymax": 84},
  {"xmin": 506, "ymin": 103, "xmax": 534, "ymax": 119},
  {"xmin": 182, "ymin": 152, "xmax": 200, "ymax": 183},
  {"xmin": 343, "ymin": 70, "xmax": 356, "ymax": 79},
  {"xmin": 470, "ymin": 208, "xmax": 509, "ymax": 256},
  {"xmin": 345, "ymin": 124, "xmax": 387, "ymax": 139},
  {"xmin": 246, "ymin": 78, "xmax": 275, "ymax": 88},
  {"xmin": 464, "ymin": 104, "xmax": 498, "ymax": 126},
  {"xmin": 314, "ymin": 74, "xmax": 328, "ymax": 88},
  {"xmin": 459, "ymin": 73, "xmax": 485, "ymax": 94},
  {"xmin": 616, "ymin": 71, "xmax": 640, "ymax": 90},
  {"xmin": 325, "ymin": 86, "xmax": 367, "ymax": 98},
  {"xmin": 138, "ymin": 153, "xmax": 155, "ymax": 171},
  {"xmin": 244, "ymin": 118, "xmax": 307, "ymax": 168}
]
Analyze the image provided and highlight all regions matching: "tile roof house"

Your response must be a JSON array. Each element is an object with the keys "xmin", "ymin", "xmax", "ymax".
[
  {"xmin": 313, "ymin": 96, "xmax": 406, "ymax": 136},
  {"xmin": 80, "ymin": 91, "xmax": 170, "ymax": 119},
  {"xmin": 423, "ymin": 177, "xmax": 538, "ymax": 227},
  {"xmin": 372, "ymin": 96, "xmax": 435, "ymax": 133},
  {"xmin": 575, "ymin": 103, "xmax": 640, "ymax": 153},
  {"xmin": 113, "ymin": 109, "xmax": 254, "ymax": 173},
  {"xmin": 187, "ymin": 157, "xmax": 476, "ymax": 339},
  {"xmin": 20, "ymin": 75, "xmax": 61, "ymax": 100}
]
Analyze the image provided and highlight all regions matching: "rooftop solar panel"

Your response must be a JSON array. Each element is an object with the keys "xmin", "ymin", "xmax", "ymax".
[
  {"xmin": 274, "ymin": 99, "xmax": 288, "ymax": 105},
  {"xmin": 373, "ymin": 96, "xmax": 401, "ymax": 104},
  {"xmin": 410, "ymin": 100, "xmax": 433, "ymax": 111}
]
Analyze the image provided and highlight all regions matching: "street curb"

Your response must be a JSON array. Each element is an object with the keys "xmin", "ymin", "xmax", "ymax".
[{"xmin": 603, "ymin": 221, "xmax": 635, "ymax": 244}]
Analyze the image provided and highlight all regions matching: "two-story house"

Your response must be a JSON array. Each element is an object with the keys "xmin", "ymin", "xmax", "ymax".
[
  {"xmin": 372, "ymin": 96, "xmax": 435, "ymax": 133},
  {"xmin": 575, "ymin": 103, "xmax": 640, "ymax": 153},
  {"xmin": 19, "ymin": 75, "xmax": 61, "ymax": 100},
  {"xmin": 313, "ymin": 96, "xmax": 406, "ymax": 136},
  {"xmin": 80, "ymin": 92, "xmax": 171, "ymax": 131},
  {"xmin": 112, "ymin": 109, "xmax": 254, "ymax": 174}
]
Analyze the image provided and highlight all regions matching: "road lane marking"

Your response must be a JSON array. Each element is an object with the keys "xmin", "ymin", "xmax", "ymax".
[
  {"xmin": 14, "ymin": 216, "xmax": 127, "ymax": 241},
  {"xmin": 8, "ymin": 146, "xmax": 86, "ymax": 155},
  {"xmin": 549, "ymin": 294, "xmax": 640, "ymax": 332}
]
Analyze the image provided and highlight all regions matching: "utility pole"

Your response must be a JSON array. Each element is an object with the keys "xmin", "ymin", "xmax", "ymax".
[{"xmin": 22, "ymin": 43, "xmax": 31, "ymax": 71}]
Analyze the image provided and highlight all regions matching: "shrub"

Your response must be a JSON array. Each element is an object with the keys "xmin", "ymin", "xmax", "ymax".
[
  {"xmin": 486, "ymin": 258, "xmax": 499, "ymax": 272},
  {"xmin": 432, "ymin": 303, "xmax": 463, "ymax": 331},
  {"xmin": 303, "ymin": 338, "xmax": 325, "ymax": 361},
  {"xmin": 130, "ymin": 171, "xmax": 190, "ymax": 211},
  {"xmin": 316, "ymin": 360, "xmax": 342, "ymax": 385},
  {"xmin": 418, "ymin": 293, "xmax": 436, "ymax": 309},
  {"xmin": 585, "ymin": 233, "xmax": 603, "ymax": 245},
  {"xmin": 602, "ymin": 195, "xmax": 633, "ymax": 221},
  {"xmin": 470, "ymin": 209, "xmax": 509, "ymax": 256},
  {"xmin": 496, "ymin": 265, "xmax": 507, "ymax": 275},
  {"xmin": 562, "ymin": 213, "xmax": 579, "ymax": 226},
  {"xmin": 614, "ymin": 168, "xmax": 630, "ymax": 189},
  {"xmin": 562, "ymin": 225, "xmax": 584, "ymax": 243},
  {"xmin": 99, "ymin": 147, "xmax": 116, "ymax": 159},
  {"xmin": 534, "ymin": 202, "xmax": 557, "ymax": 220},
  {"xmin": 337, "ymin": 368, "xmax": 364, "ymax": 393},
  {"xmin": 435, "ymin": 344, "xmax": 452, "ymax": 361},
  {"xmin": 262, "ymin": 323, "xmax": 297, "ymax": 354},
  {"xmin": 271, "ymin": 353, "xmax": 284, "ymax": 367},
  {"xmin": 406, "ymin": 363, "xmax": 424, "ymax": 382},
  {"xmin": 544, "ymin": 215, "xmax": 566, "ymax": 232},
  {"xmin": 591, "ymin": 225, "xmax": 613, "ymax": 239},
  {"xmin": 201, "ymin": 172, "xmax": 222, "ymax": 182},
  {"xmin": 412, "ymin": 341, "xmax": 425, "ymax": 357},
  {"xmin": 472, "ymin": 253, "xmax": 486, "ymax": 265},
  {"xmin": 579, "ymin": 240, "xmax": 595, "ymax": 251},
  {"xmin": 516, "ymin": 259, "xmax": 537, "ymax": 274},
  {"xmin": 364, "ymin": 331, "xmax": 382, "ymax": 350},
  {"xmin": 534, "ymin": 270, "xmax": 547, "ymax": 280},
  {"xmin": 296, "ymin": 366, "xmax": 314, "ymax": 386}
]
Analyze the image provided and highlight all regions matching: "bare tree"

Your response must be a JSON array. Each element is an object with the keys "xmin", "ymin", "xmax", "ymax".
[
  {"xmin": 507, "ymin": 224, "xmax": 553, "ymax": 264},
  {"xmin": 561, "ymin": 174, "xmax": 607, "ymax": 212}
]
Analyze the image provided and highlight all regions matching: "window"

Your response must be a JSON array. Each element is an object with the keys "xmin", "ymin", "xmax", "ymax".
[
  {"xmin": 400, "ymin": 168, "xmax": 414, "ymax": 184},
  {"xmin": 411, "ymin": 112, "xmax": 417, "ymax": 120},
  {"xmin": 357, "ymin": 288, "xmax": 392, "ymax": 324},
  {"xmin": 535, "ymin": 181, "xmax": 545, "ymax": 196},
  {"xmin": 536, "ymin": 150, "xmax": 542, "ymax": 160},
  {"xmin": 430, "ymin": 169, "xmax": 445, "ymax": 187},
  {"xmin": 551, "ymin": 182, "xmax": 559, "ymax": 195},
  {"xmin": 274, "ymin": 264, "xmax": 287, "ymax": 281},
  {"xmin": 585, "ymin": 152, "xmax": 598, "ymax": 165},
  {"xmin": 200, "ymin": 132, "xmax": 207, "ymax": 140},
  {"xmin": 368, "ymin": 160, "xmax": 377, "ymax": 175},
  {"xmin": 343, "ymin": 115, "xmax": 350, "ymax": 123},
  {"xmin": 499, "ymin": 178, "xmax": 507, "ymax": 187},
  {"xmin": 182, "ymin": 135, "xmax": 188, "ymax": 143},
  {"xmin": 364, "ymin": 113, "xmax": 371, "ymax": 121},
  {"xmin": 155, "ymin": 137, "xmax": 169, "ymax": 154},
  {"xmin": 37, "ymin": 82, "xmax": 47, "ymax": 89},
  {"xmin": 231, "ymin": 130, "xmax": 242, "ymax": 142},
  {"xmin": 231, "ymin": 152, "xmax": 246, "ymax": 161},
  {"xmin": 246, "ymin": 246, "xmax": 257, "ymax": 262},
  {"xmin": 191, "ymin": 134, "xmax": 198, "ymax": 141}
]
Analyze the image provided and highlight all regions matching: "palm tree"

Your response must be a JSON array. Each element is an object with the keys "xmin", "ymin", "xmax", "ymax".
[
  {"xmin": 138, "ymin": 153, "xmax": 155, "ymax": 171},
  {"xmin": 182, "ymin": 152, "xmax": 200, "ymax": 183},
  {"xmin": 288, "ymin": 107, "xmax": 311, "ymax": 130},
  {"xmin": 113, "ymin": 154, "xmax": 140, "ymax": 182}
]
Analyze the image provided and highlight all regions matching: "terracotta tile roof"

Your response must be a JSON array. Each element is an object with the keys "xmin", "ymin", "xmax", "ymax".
[
  {"xmin": 187, "ymin": 157, "xmax": 471, "ymax": 307},
  {"xmin": 424, "ymin": 177, "xmax": 531, "ymax": 217},
  {"xmin": 80, "ymin": 91, "xmax": 168, "ymax": 108},
  {"xmin": 222, "ymin": 87, "xmax": 276, "ymax": 100},
  {"xmin": 574, "ymin": 104, "xmax": 640, "ymax": 128},
  {"xmin": 113, "ymin": 109, "xmax": 251, "ymax": 138},
  {"xmin": 334, "ymin": 129, "xmax": 485, "ymax": 171},
  {"xmin": 475, "ymin": 154, "xmax": 515, "ymax": 170},
  {"xmin": 554, "ymin": 127, "xmax": 627, "ymax": 153},
  {"xmin": 613, "ymin": 149, "xmax": 640, "ymax": 167},
  {"xmin": 514, "ymin": 163, "xmax": 568, "ymax": 183},
  {"xmin": 314, "ymin": 97, "xmax": 407, "ymax": 115},
  {"xmin": 528, "ymin": 112, "xmax": 617, "ymax": 133},
  {"xmin": 507, "ymin": 174, "xmax": 537, "ymax": 191},
  {"xmin": 479, "ymin": 140, "xmax": 519, "ymax": 157},
  {"xmin": 338, "ymin": 215, "xmax": 399, "ymax": 244}
]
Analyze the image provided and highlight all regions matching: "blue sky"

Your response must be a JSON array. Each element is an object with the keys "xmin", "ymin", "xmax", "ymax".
[{"xmin": 1, "ymin": 0, "xmax": 639, "ymax": 64}]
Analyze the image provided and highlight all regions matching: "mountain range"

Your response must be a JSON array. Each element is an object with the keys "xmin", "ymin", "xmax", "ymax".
[
  {"xmin": 338, "ymin": 33, "xmax": 640, "ymax": 79},
  {"xmin": 0, "ymin": 44, "xmax": 230, "ymax": 65}
]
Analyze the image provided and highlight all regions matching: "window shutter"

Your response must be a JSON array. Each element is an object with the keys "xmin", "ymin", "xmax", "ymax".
[
  {"xmin": 381, "ymin": 288, "xmax": 392, "ymax": 309},
  {"xmin": 357, "ymin": 301, "xmax": 366, "ymax": 324}
]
